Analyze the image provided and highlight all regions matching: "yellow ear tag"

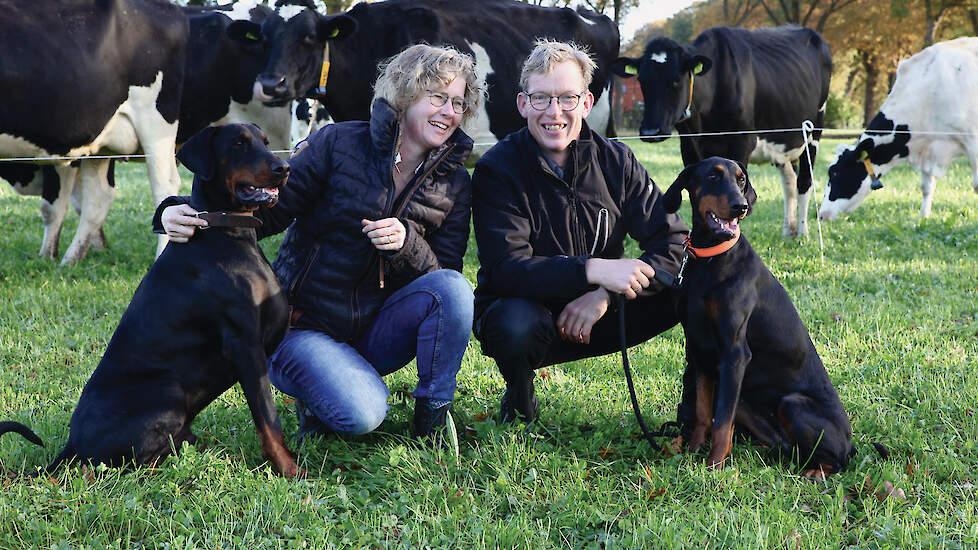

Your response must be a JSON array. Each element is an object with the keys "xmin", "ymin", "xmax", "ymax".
[
  {"xmin": 693, "ymin": 63, "xmax": 704, "ymax": 75},
  {"xmin": 858, "ymin": 150, "xmax": 869, "ymax": 161},
  {"xmin": 625, "ymin": 64, "xmax": 638, "ymax": 76},
  {"xmin": 327, "ymin": 27, "xmax": 339, "ymax": 38},
  {"xmin": 245, "ymin": 32, "xmax": 259, "ymax": 41}
]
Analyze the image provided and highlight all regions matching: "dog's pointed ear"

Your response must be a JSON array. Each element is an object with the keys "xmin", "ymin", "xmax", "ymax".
[
  {"xmin": 177, "ymin": 126, "xmax": 217, "ymax": 181},
  {"xmin": 736, "ymin": 160, "xmax": 757, "ymax": 215},
  {"xmin": 663, "ymin": 164, "xmax": 696, "ymax": 213}
]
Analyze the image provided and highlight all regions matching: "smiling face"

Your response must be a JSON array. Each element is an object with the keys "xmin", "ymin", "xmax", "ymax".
[
  {"xmin": 517, "ymin": 61, "xmax": 594, "ymax": 168},
  {"xmin": 400, "ymin": 76, "xmax": 465, "ymax": 153}
]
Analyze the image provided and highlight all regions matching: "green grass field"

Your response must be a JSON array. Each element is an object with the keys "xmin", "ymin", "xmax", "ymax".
[{"xmin": 1, "ymin": 138, "xmax": 977, "ymax": 549}]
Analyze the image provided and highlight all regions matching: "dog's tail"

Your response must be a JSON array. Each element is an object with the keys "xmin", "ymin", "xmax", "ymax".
[{"xmin": 0, "ymin": 421, "xmax": 44, "ymax": 447}]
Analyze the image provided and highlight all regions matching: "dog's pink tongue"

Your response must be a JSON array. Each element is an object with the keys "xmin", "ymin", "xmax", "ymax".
[{"xmin": 722, "ymin": 218, "xmax": 739, "ymax": 232}]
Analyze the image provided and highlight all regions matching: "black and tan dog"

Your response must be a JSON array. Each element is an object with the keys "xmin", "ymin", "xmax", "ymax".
[
  {"xmin": 663, "ymin": 157, "xmax": 854, "ymax": 478},
  {"xmin": 2, "ymin": 123, "xmax": 300, "ymax": 477}
]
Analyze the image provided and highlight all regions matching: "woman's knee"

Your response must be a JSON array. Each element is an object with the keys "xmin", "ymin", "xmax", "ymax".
[
  {"xmin": 421, "ymin": 269, "xmax": 474, "ymax": 326},
  {"xmin": 318, "ymin": 386, "xmax": 390, "ymax": 435}
]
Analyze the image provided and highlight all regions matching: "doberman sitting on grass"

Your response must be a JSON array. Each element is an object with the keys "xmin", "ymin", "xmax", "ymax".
[
  {"xmin": 663, "ymin": 157, "xmax": 855, "ymax": 478},
  {"xmin": 1, "ymin": 124, "xmax": 301, "ymax": 477}
]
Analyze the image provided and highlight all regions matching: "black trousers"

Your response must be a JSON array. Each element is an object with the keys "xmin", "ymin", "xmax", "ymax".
[{"xmin": 475, "ymin": 290, "xmax": 681, "ymax": 413}]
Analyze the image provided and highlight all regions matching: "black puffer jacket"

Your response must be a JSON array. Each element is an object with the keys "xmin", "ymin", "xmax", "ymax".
[
  {"xmin": 157, "ymin": 100, "xmax": 473, "ymax": 342},
  {"xmin": 471, "ymin": 123, "xmax": 688, "ymax": 320}
]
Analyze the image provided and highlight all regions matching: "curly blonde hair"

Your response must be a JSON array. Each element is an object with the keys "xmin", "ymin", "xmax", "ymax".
[
  {"xmin": 372, "ymin": 44, "xmax": 486, "ymax": 125},
  {"xmin": 519, "ymin": 39, "xmax": 596, "ymax": 91}
]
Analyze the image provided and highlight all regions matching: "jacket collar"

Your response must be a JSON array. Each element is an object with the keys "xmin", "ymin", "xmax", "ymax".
[
  {"xmin": 532, "ymin": 120, "xmax": 595, "ymax": 180},
  {"xmin": 369, "ymin": 98, "xmax": 473, "ymax": 175}
]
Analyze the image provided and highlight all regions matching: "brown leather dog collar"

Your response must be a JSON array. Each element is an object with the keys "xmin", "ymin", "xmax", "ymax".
[
  {"xmin": 195, "ymin": 211, "xmax": 263, "ymax": 229},
  {"xmin": 686, "ymin": 228, "xmax": 741, "ymax": 258}
]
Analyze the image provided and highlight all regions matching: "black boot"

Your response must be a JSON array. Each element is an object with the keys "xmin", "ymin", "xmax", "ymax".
[
  {"xmin": 412, "ymin": 398, "xmax": 453, "ymax": 438},
  {"xmin": 294, "ymin": 398, "xmax": 328, "ymax": 442},
  {"xmin": 499, "ymin": 374, "xmax": 538, "ymax": 424}
]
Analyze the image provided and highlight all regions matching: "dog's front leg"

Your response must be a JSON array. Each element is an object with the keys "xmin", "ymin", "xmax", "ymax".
[
  {"xmin": 707, "ymin": 321, "xmax": 751, "ymax": 470},
  {"xmin": 223, "ymin": 328, "xmax": 302, "ymax": 478}
]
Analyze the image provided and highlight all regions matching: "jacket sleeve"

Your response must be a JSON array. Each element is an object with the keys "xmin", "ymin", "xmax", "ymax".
[
  {"xmin": 385, "ymin": 167, "xmax": 471, "ymax": 276},
  {"xmin": 472, "ymin": 161, "xmax": 591, "ymax": 303},
  {"xmin": 620, "ymin": 147, "xmax": 689, "ymax": 292},
  {"xmin": 255, "ymin": 131, "xmax": 332, "ymax": 239}
]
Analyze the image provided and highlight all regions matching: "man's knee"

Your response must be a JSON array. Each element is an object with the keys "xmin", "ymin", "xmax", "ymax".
[
  {"xmin": 325, "ymin": 393, "xmax": 389, "ymax": 435},
  {"xmin": 477, "ymin": 298, "xmax": 554, "ymax": 359}
]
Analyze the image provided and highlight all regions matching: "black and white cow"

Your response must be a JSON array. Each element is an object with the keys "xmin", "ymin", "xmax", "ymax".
[
  {"xmin": 0, "ymin": 0, "xmax": 187, "ymax": 264},
  {"xmin": 245, "ymin": 0, "xmax": 619, "ymax": 145},
  {"xmin": 612, "ymin": 26, "xmax": 832, "ymax": 238},
  {"xmin": 819, "ymin": 37, "xmax": 978, "ymax": 220},
  {"xmin": 180, "ymin": 2, "xmax": 353, "ymax": 150}
]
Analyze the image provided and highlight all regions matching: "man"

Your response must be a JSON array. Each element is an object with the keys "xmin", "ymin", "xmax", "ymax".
[{"xmin": 472, "ymin": 40, "xmax": 689, "ymax": 423}]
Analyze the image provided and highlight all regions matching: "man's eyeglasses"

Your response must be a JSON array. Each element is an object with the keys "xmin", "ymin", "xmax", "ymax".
[
  {"xmin": 426, "ymin": 91, "xmax": 467, "ymax": 114},
  {"xmin": 523, "ymin": 91, "xmax": 586, "ymax": 111}
]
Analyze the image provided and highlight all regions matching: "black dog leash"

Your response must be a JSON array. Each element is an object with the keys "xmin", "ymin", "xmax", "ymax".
[{"xmin": 616, "ymin": 268, "xmax": 684, "ymax": 449}]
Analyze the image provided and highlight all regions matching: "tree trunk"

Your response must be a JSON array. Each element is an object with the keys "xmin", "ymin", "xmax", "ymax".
[
  {"xmin": 970, "ymin": 9, "xmax": 978, "ymax": 36},
  {"xmin": 924, "ymin": 0, "xmax": 938, "ymax": 46},
  {"xmin": 613, "ymin": 76, "xmax": 624, "ymax": 130},
  {"xmin": 860, "ymin": 50, "xmax": 880, "ymax": 127}
]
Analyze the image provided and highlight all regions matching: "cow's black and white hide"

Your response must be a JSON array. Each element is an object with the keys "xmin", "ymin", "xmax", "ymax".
[
  {"xmin": 613, "ymin": 25, "xmax": 832, "ymax": 238},
  {"xmin": 0, "ymin": 0, "xmax": 187, "ymax": 264},
  {"xmin": 819, "ymin": 37, "xmax": 978, "ymax": 220}
]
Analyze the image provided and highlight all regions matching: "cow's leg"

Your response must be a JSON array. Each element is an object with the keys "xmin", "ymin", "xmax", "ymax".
[
  {"xmin": 38, "ymin": 164, "xmax": 78, "ymax": 260},
  {"xmin": 778, "ymin": 161, "xmax": 799, "ymax": 238},
  {"xmin": 71, "ymin": 159, "xmax": 114, "ymax": 252},
  {"xmin": 919, "ymin": 171, "xmax": 937, "ymax": 218},
  {"xmin": 62, "ymin": 159, "xmax": 115, "ymax": 265},
  {"xmin": 964, "ymin": 139, "xmax": 978, "ymax": 194}
]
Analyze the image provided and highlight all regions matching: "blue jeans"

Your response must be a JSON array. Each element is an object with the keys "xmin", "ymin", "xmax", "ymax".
[{"xmin": 268, "ymin": 269, "xmax": 473, "ymax": 434}]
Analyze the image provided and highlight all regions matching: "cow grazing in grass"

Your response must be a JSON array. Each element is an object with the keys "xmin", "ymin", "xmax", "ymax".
[
  {"xmin": 0, "ymin": 0, "xmax": 187, "ymax": 264},
  {"xmin": 819, "ymin": 37, "xmax": 978, "ymax": 221},
  {"xmin": 612, "ymin": 25, "xmax": 832, "ymax": 238},
  {"xmin": 245, "ymin": 0, "xmax": 619, "ymax": 145}
]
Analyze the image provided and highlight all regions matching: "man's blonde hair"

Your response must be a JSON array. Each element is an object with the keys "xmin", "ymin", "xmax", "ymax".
[
  {"xmin": 372, "ymin": 44, "xmax": 485, "ymax": 125},
  {"xmin": 519, "ymin": 39, "xmax": 596, "ymax": 91}
]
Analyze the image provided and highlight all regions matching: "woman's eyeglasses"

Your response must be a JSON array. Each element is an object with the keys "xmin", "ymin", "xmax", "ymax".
[
  {"xmin": 426, "ymin": 91, "xmax": 467, "ymax": 114},
  {"xmin": 522, "ymin": 92, "xmax": 585, "ymax": 111}
]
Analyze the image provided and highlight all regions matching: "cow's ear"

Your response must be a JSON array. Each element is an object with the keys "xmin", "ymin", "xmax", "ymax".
[
  {"xmin": 610, "ymin": 57, "xmax": 640, "ymax": 78},
  {"xmin": 177, "ymin": 126, "xmax": 217, "ymax": 181},
  {"xmin": 663, "ymin": 164, "xmax": 696, "ymax": 213},
  {"xmin": 317, "ymin": 14, "xmax": 357, "ymax": 41},
  {"xmin": 227, "ymin": 20, "xmax": 263, "ymax": 46},
  {"xmin": 736, "ymin": 160, "xmax": 757, "ymax": 215},
  {"xmin": 683, "ymin": 54, "xmax": 712, "ymax": 76}
]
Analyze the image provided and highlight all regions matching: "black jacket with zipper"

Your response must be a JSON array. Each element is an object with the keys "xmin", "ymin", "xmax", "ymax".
[
  {"xmin": 471, "ymin": 123, "xmax": 688, "ymax": 321},
  {"xmin": 155, "ymin": 99, "xmax": 473, "ymax": 342}
]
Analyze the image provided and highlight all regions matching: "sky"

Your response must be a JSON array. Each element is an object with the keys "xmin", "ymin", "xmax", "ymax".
[{"xmin": 620, "ymin": 0, "xmax": 701, "ymax": 42}]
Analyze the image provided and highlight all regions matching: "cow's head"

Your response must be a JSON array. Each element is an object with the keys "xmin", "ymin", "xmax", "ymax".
[
  {"xmin": 611, "ymin": 37, "xmax": 712, "ymax": 142},
  {"xmin": 250, "ymin": 0, "xmax": 356, "ymax": 106},
  {"xmin": 818, "ymin": 112, "xmax": 910, "ymax": 220}
]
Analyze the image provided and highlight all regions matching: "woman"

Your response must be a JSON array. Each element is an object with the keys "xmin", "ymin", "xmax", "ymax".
[{"xmin": 157, "ymin": 44, "xmax": 484, "ymax": 440}]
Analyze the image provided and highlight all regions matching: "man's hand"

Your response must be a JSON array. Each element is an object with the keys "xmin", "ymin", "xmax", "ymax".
[
  {"xmin": 161, "ymin": 203, "xmax": 207, "ymax": 243},
  {"xmin": 557, "ymin": 287, "xmax": 611, "ymax": 344},
  {"xmin": 585, "ymin": 258, "xmax": 655, "ymax": 299}
]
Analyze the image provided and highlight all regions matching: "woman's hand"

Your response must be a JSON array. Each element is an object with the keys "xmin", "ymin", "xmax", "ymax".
[
  {"xmin": 162, "ymin": 204, "xmax": 207, "ymax": 243},
  {"xmin": 361, "ymin": 218, "xmax": 405, "ymax": 251}
]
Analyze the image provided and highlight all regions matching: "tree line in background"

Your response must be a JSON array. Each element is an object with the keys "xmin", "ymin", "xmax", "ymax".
[{"xmin": 625, "ymin": 0, "xmax": 978, "ymax": 129}]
